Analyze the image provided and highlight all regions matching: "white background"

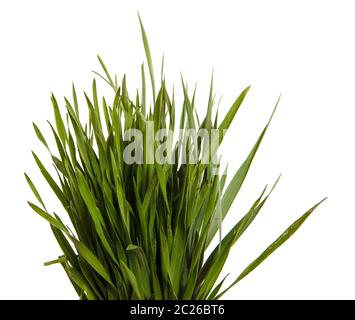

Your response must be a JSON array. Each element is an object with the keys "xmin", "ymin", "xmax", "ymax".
[{"xmin": 0, "ymin": 0, "xmax": 354, "ymax": 299}]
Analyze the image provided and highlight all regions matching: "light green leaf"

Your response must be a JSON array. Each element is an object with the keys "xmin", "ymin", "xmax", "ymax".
[{"xmin": 215, "ymin": 197, "xmax": 327, "ymax": 299}]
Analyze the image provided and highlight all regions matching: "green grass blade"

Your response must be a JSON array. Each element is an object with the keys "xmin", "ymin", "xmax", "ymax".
[
  {"xmin": 51, "ymin": 94, "xmax": 68, "ymax": 144},
  {"xmin": 27, "ymin": 201, "xmax": 69, "ymax": 234},
  {"xmin": 120, "ymin": 261, "xmax": 144, "ymax": 299},
  {"xmin": 215, "ymin": 197, "xmax": 327, "ymax": 298},
  {"xmin": 207, "ymin": 97, "xmax": 280, "ymax": 245},
  {"xmin": 33, "ymin": 123, "xmax": 49, "ymax": 150},
  {"xmin": 64, "ymin": 264, "xmax": 97, "ymax": 300},
  {"xmin": 24, "ymin": 173, "xmax": 46, "ymax": 209},
  {"xmin": 96, "ymin": 55, "xmax": 116, "ymax": 90},
  {"xmin": 72, "ymin": 238, "xmax": 115, "ymax": 287},
  {"xmin": 138, "ymin": 14, "xmax": 156, "ymax": 102},
  {"xmin": 218, "ymin": 85, "xmax": 250, "ymax": 142}
]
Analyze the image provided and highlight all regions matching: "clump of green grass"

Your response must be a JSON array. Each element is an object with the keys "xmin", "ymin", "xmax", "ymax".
[{"xmin": 25, "ymin": 17, "xmax": 325, "ymax": 300}]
